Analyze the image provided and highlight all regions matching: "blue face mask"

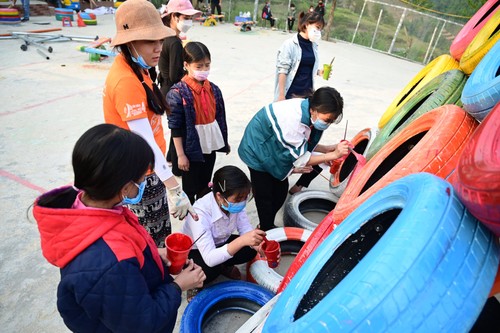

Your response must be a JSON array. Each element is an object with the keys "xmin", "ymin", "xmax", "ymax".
[
  {"xmin": 122, "ymin": 180, "xmax": 146, "ymax": 205},
  {"xmin": 131, "ymin": 45, "xmax": 151, "ymax": 70},
  {"xmin": 221, "ymin": 198, "xmax": 247, "ymax": 214},
  {"xmin": 311, "ymin": 117, "xmax": 331, "ymax": 131}
]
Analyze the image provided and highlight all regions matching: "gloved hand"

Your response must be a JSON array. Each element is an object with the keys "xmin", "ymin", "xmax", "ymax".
[{"xmin": 167, "ymin": 185, "xmax": 198, "ymax": 221}]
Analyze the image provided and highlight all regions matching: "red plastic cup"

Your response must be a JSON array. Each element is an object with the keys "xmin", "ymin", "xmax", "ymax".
[
  {"xmin": 262, "ymin": 240, "xmax": 280, "ymax": 268},
  {"xmin": 165, "ymin": 233, "xmax": 193, "ymax": 275}
]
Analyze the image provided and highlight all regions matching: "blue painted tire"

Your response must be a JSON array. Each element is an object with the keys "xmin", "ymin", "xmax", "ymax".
[
  {"xmin": 263, "ymin": 173, "xmax": 499, "ymax": 333},
  {"xmin": 181, "ymin": 281, "xmax": 274, "ymax": 333},
  {"xmin": 461, "ymin": 39, "xmax": 500, "ymax": 122}
]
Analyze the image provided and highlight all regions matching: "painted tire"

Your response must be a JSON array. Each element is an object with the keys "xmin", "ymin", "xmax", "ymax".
[
  {"xmin": 279, "ymin": 106, "xmax": 478, "ymax": 292},
  {"xmin": 367, "ymin": 69, "xmax": 467, "ymax": 160},
  {"xmin": 83, "ymin": 19, "xmax": 97, "ymax": 25},
  {"xmin": 461, "ymin": 39, "xmax": 500, "ymax": 122},
  {"xmin": 247, "ymin": 227, "xmax": 311, "ymax": 293},
  {"xmin": 454, "ymin": 102, "xmax": 500, "ymax": 237},
  {"xmin": 378, "ymin": 54, "xmax": 459, "ymax": 129},
  {"xmin": 333, "ymin": 105, "xmax": 478, "ymax": 224},
  {"xmin": 277, "ymin": 209, "xmax": 335, "ymax": 293},
  {"xmin": 450, "ymin": 0, "xmax": 500, "ymax": 61},
  {"xmin": 264, "ymin": 173, "xmax": 500, "ymax": 332},
  {"xmin": 460, "ymin": 10, "xmax": 500, "ymax": 75},
  {"xmin": 282, "ymin": 190, "xmax": 337, "ymax": 231},
  {"xmin": 180, "ymin": 281, "xmax": 274, "ymax": 333},
  {"xmin": 0, "ymin": 8, "xmax": 19, "ymax": 16},
  {"xmin": 329, "ymin": 128, "xmax": 377, "ymax": 201},
  {"xmin": 236, "ymin": 293, "xmax": 280, "ymax": 333},
  {"xmin": 79, "ymin": 12, "xmax": 96, "ymax": 20}
]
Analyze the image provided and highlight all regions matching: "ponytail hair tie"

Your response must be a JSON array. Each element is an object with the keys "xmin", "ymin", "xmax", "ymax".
[{"xmin": 208, "ymin": 182, "xmax": 213, "ymax": 189}]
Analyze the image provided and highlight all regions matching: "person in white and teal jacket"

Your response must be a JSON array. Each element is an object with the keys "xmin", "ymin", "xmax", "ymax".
[{"xmin": 238, "ymin": 87, "xmax": 349, "ymax": 231}]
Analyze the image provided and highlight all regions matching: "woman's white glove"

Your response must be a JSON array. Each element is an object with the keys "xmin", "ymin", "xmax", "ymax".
[{"xmin": 167, "ymin": 185, "xmax": 198, "ymax": 220}]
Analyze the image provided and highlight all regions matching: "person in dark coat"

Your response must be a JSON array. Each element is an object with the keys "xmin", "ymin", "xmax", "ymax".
[{"xmin": 33, "ymin": 123, "xmax": 206, "ymax": 333}]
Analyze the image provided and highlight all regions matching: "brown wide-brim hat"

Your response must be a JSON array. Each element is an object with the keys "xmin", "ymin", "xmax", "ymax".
[{"xmin": 111, "ymin": 0, "xmax": 176, "ymax": 46}]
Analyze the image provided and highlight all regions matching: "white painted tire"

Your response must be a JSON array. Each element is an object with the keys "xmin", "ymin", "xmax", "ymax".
[{"xmin": 247, "ymin": 227, "xmax": 311, "ymax": 293}]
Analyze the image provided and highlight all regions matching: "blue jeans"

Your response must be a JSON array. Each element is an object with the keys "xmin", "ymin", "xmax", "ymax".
[{"xmin": 21, "ymin": 0, "xmax": 30, "ymax": 19}]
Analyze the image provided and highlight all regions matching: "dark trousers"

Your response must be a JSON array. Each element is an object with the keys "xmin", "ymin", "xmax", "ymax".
[
  {"xmin": 210, "ymin": 2, "xmax": 222, "ymax": 21},
  {"xmin": 265, "ymin": 17, "xmax": 276, "ymax": 27},
  {"xmin": 249, "ymin": 168, "xmax": 289, "ymax": 231},
  {"xmin": 173, "ymin": 151, "xmax": 216, "ymax": 204},
  {"xmin": 287, "ymin": 18, "xmax": 295, "ymax": 31},
  {"xmin": 295, "ymin": 164, "xmax": 322, "ymax": 187},
  {"xmin": 189, "ymin": 235, "xmax": 257, "ymax": 284}
]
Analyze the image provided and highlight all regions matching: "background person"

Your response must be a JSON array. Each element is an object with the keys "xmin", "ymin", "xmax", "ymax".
[
  {"xmin": 33, "ymin": 124, "xmax": 206, "ymax": 333},
  {"xmin": 159, "ymin": 0, "xmax": 202, "ymax": 166},
  {"xmin": 287, "ymin": 3, "xmax": 297, "ymax": 33},
  {"xmin": 159, "ymin": 0, "xmax": 201, "ymax": 96},
  {"xmin": 103, "ymin": 0, "xmax": 197, "ymax": 247},
  {"xmin": 167, "ymin": 41, "xmax": 230, "ymax": 204},
  {"xmin": 274, "ymin": 11, "xmax": 327, "ymax": 194},
  {"xmin": 315, "ymin": 0, "xmax": 325, "ymax": 18},
  {"xmin": 262, "ymin": 1, "xmax": 276, "ymax": 30},
  {"xmin": 210, "ymin": 0, "xmax": 223, "ymax": 22},
  {"xmin": 182, "ymin": 166, "xmax": 266, "ymax": 299},
  {"xmin": 238, "ymin": 87, "xmax": 349, "ymax": 231}
]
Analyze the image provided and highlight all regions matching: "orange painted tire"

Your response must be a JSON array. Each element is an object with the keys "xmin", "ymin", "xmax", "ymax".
[
  {"xmin": 460, "ymin": 10, "xmax": 500, "ymax": 75},
  {"xmin": 450, "ymin": 0, "xmax": 500, "ymax": 61},
  {"xmin": 454, "ymin": 102, "xmax": 500, "ymax": 237},
  {"xmin": 377, "ymin": 54, "xmax": 459, "ymax": 129},
  {"xmin": 333, "ymin": 105, "xmax": 478, "ymax": 224},
  {"xmin": 329, "ymin": 127, "xmax": 377, "ymax": 201},
  {"xmin": 246, "ymin": 227, "xmax": 311, "ymax": 293},
  {"xmin": 278, "ymin": 105, "xmax": 479, "ymax": 293}
]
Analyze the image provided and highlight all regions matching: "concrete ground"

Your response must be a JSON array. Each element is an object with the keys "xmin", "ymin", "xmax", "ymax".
[{"xmin": 0, "ymin": 11, "xmax": 423, "ymax": 332}]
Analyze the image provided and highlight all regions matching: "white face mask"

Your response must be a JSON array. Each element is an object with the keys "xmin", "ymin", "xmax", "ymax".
[
  {"xmin": 308, "ymin": 26, "xmax": 322, "ymax": 43},
  {"xmin": 177, "ymin": 19, "xmax": 193, "ymax": 33},
  {"xmin": 193, "ymin": 70, "xmax": 210, "ymax": 81}
]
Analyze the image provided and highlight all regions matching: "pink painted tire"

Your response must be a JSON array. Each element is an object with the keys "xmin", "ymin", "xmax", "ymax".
[
  {"xmin": 450, "ymin": 0, "xmax": 500, "ymax": 61},
  {"xmin": 454, "ymin": 102, "xmax": 500, "ymax": 237},
  {"xmin": 247, "ymin": 227, "xmax": 311, "ymax": 293}
]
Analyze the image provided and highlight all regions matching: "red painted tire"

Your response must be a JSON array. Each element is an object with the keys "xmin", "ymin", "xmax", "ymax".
[
  {"xmin": 247, "ymin": 227, "xmax": 311, "ymax": 293},
  {"xmin": 454, "ymin": 102, "xmax": 500, "ymax": 237},
  {"xmin": 277, "ymin": 211, "xmax": 335, "ymax": 293},
  {"xmin": 459, "ymin": 10, "xmax": 500, "ymax": 75},
  {"xmin": 278, "ymin": 105, "xmax": 479, "ymax": 292},
  {"xmin": 333, "ymin": 105, "xmax": 478, "ymax": 224},
  {"xmin": 450, "ymin": 0, "xmax": 500, "ymax": 61},
  {"xmin": 329, "ymin": 127, "xmax": 377, "ymax": 201}
]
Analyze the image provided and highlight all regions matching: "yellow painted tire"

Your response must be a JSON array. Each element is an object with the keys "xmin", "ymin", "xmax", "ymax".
[
  {"xmin": 460, "ymin": 10, "xmax": 500, "ymax": 75},
  {"xmin": 378, "ymin": 54, "xmax": 459, "ymax": 129}
]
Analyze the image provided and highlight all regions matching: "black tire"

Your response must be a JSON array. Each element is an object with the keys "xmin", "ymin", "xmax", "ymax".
[{"xmin": 282, "ymin": 190, "xmax": 337, "ymax": 230}]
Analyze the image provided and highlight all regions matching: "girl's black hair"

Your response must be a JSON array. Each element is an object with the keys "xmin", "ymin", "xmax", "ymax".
[
  {"xmin": 309, "ymin": 87, "xmax": 344, "ymax": 123},
  {"xmin": 72, "ymin": 124, "xmax": 154, "ymax": 201},
  {"xmin": 297, "ymin": 11, "xmax": 325, "ymax": 32},
  {"xmin": 120, "ymin": 44, "xmax": 170, "ymax": 116},
  {"xmin": 38, "ymin": 124, "xmax": 155, "ymax": 207},
  {"xmin": 162, "ymin": 12, "xmax": 182, "ymax": 28},
  {"xmin": 183, "ymin": 41, "xmax": 211, "ymax": 64},
  {"xmin": 212, "ymin": 165, "xmax": 251, "ymax": 199}
]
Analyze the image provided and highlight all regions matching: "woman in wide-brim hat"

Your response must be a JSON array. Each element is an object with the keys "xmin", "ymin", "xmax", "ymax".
[{"xmin": 103, "ymin": 0, "xmax": 199, "ymax": 248}]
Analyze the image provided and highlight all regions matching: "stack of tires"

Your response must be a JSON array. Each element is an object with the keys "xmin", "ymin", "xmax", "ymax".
[{"xmin": 238, "ymin": 1, "xmax": 500, "ymax": 331}]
